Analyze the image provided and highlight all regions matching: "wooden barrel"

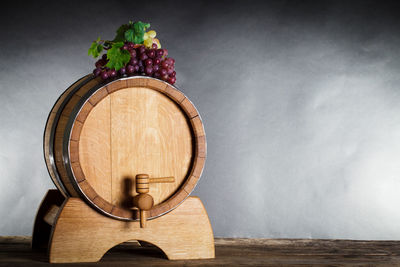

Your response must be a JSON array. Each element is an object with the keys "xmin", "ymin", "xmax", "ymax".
[{"xmin": 44, "ymin": 75, "xmax": 206, "ymax": 220}]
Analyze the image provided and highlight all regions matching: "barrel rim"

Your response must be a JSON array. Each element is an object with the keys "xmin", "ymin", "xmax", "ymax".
[
  {"xmin": 62, "ymin": 75, "xmax": 207, "ymax": 221},
  {"xmin": 44, "ymin": 75, "xmax": 95, "ymax": 197}
]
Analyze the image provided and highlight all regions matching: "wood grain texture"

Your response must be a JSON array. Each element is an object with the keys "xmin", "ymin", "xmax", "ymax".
[
  {"xmin": 45, "ymin": 76, "xmax": 206, "ymax": 220},
  {"xmin": 48, "ymin": 196, "xmax": 214, "ymax": 263},
  {"xmin": 110, "ymin": 87, "xmax": 193, "ymax": 207},
  {"xmin": 106, "ymin": 79, "xmax": 128, "ymax": 93},
  {"xmin": 43, "ymin": 205, "xmax": 60, "ymax": 226},
  {"xmin": 10, "ymin": 237, "xmax": 400, "ymax": 266},
  {"xmin": 78, "ymin": 96, "xmax": 112, "ymax": 202},
  {"xmin": 149, "ymin": 177, "xmax": 175, "ymax": 183},
  {"xmin": 50, "ymin": 76, "xmax": 103, "ymax": 197}
]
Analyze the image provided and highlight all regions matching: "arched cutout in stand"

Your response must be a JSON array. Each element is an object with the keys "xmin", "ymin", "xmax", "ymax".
[{"xmin": 103, "ymin": 240, "xmax": 166, "ymax": 260}]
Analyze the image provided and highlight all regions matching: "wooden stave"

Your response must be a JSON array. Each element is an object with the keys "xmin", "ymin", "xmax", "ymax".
[
  {"xmin": 48, "ymin": 76, "xmax": 104, "ymax": 197},
  {"xmin": 43, "ymin": 75, "xmax": 95, "ymax": 197},
  {"xmin": 45, "ymin": 75, "xmax": 206, "ymax": 221}
]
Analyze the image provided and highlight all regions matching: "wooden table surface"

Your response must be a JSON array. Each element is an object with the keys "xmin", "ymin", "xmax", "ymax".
[{"xmin": 1, "ymin": 236, "xmax": 400, "ymax": 266}]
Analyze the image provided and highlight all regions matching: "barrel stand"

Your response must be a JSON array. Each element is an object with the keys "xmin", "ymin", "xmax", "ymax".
[{"xmin": 32, "ymin": 189, "xmax": 215, "ymax": 263}]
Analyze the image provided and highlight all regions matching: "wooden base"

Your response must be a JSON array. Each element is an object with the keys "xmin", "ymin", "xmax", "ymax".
[{"xmin": 32, "ymin": 190, "xmax": 215, "ymax": 263}]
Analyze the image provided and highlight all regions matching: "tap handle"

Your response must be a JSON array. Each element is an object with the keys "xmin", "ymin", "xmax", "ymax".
[{"xmin": 133, "ymin": 174, "xmax": 175, "ymax": 228}]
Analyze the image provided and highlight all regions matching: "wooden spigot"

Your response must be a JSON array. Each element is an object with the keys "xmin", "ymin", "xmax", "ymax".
[{"xmin": 133, "ymin": 174, "xmax": 175, "ymax": 228}]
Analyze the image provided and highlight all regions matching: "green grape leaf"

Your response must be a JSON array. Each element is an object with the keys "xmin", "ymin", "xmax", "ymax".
[
  {"xmin": 105, "ymin": 42, "xmax": 131, "ymax": 71},
  {"xmin": 124, "ymin": 29, "xmax": 135, "ymax": 43},
  {"xmin": 131, "ymin": 21, "xmax": 150, "ymax": 44},
  {"xmin": 133, "ymin": 35, "xmax": 143, "ymax": 44},
  {"xmin": 111, "ymin": 21, "xmax": 151, "ymax": 44},
  {"xmin": 134, "ymin": 21, "xmax": 150, "ymax": 32},
  {"xmin": 88, "ymin": 38, "xmax": 103, "ymax": 58},
  {"xmin": 113, "ymin": 24, "xmax": 130, "ymax": 42}
]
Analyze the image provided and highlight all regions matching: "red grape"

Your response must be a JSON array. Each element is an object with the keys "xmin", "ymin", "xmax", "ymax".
[
  {"xmin": 126, "ymin": 65, "xmax": 135, "ymax": 74},
  {"xmin": 170, "ymin": 71, "xmax": 176, "ymax": 77},
  {"xmin": 159, "ymin": 68, "xmax": 167, "ymax": 76},
  {"xmin": 147, "ymin": 49, "xmax": 155, "ymax": 58},
  {"xmin": 161, "ymin": 61, "xmax": 169, "ymax": 69},
  {"xmin": 168, "ymin": 76, "xmax": 176, "ymax": 84},
  {"xmin": 145, "ymin": 66, "xmax": 153, "ymax": 75},
  {"xmin": 119, "ymin": 67, "xmax": 126, "ymax": 75},
  {"xmin": 130, "ymin": 58, "xmax": 138, "ymax": 65},
  {"xmin": 140, "ymin": 53, "xmax": 148, "ymax": 61},
  {"xmin": 109, "ymin": 69, "xmax": 117, "ymax": 78},
  {"xmin": 145, "ymin": 58, "xmax": 153, "ymax": 66},
  {"xmin": 95, "ymin": 59, "xmax": 106, "ymax": 68},
  {"xmin": 101, "ymin": 71, "xmax": 109, "ymax": 80},
  {"xmin": 128, "ymin": 42, "xmax": 135, "ymax": 50},
  {"xmin": 138, "ymin": 45, "xmax": 146, "ymax": 54},
  {"xmin": 167, "ymin": 67, "xmax": 174, "ymax": 75},
  {"xmin": 93, "ymin": 68, "xmax": 101, "ymax": 77},
  {"xmin": 153, "ymin": 65, "xmax": 160, "ymax": 72},
  {"xmin": 153, "ymin": 58, "xmax": 161, "ymax": 65},
  {"xmin": 152, "ymin": 43, "xmax": 158, "ymax": 49},
  {"xmin": 165, "ymin": 58, "xmax": 173, "ymax": 65},
  {"xmin": 156, "ymin": 49, "xmax": 164, "ymax": 58}
]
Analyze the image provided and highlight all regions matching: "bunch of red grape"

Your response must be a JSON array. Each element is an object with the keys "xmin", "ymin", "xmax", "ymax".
[{"xmin": 92, "ymin": 43, "xmax": 176, "ymax": 85}]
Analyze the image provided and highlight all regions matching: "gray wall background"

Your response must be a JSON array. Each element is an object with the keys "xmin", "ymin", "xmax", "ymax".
[{"xmin": 1, "ymin": 0, "xmax": 400, "ymax": 239}]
